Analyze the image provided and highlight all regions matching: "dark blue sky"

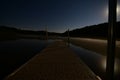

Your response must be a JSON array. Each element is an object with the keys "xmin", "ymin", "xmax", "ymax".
[{"xmin": 0, "ymin": 0, "xmax": 120, "ymax": 32}]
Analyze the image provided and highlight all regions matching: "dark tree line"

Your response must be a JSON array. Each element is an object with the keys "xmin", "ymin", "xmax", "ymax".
[
  {"xmin": 1, "ymin": 22, "xmax": 120, "ymax": 40},
  {"xmin": 62, "ymin": 22, "xmax": 120, "ymax": 39}
]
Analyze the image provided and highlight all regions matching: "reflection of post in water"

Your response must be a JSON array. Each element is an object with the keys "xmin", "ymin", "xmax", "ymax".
[
  {"xmin": 67, "ymin": 29, "xmax": 70, "ymax": 47},
  {"xmin": 106, "ymin": 0, "xmax": 117, "ymax": 80},
  {"xmin": 45, "ymin": 26, "xmax": 48, "ymax": 43}
]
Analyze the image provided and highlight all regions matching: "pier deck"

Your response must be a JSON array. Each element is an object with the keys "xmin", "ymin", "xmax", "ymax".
[{"xmin": 5, "ymin": 40, "xmax": 99, "ymax": 80}]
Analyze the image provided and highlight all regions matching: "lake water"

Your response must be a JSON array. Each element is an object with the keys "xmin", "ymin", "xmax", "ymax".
[
  {"xmin": 0, "ymin": 39, "xmax": 54, "ymax": 79},
  {"xmin": 70, "ymin": 44, "xmax": 120, "ymax": 80},
  {"xmin": 1, "ymin": 39, "xmax": 119, "ymax": 80}
]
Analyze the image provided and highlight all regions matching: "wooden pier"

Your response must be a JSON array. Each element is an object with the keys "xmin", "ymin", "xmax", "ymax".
[{"xmin": 5, "ymin": 40, "xmax": 99, "ymax": 80}]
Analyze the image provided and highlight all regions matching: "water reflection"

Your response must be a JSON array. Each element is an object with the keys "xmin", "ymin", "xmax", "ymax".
[
  {"xmin": 70, "ymin": 44, "xmax": 120, "ymax": 80},
  {"xmin": 0, "ymin": 39, "xmax": 54, "ymax": 79},
  {"xmin": 101, "ymin": 57, "xmax": 120, "ymax": 74}
]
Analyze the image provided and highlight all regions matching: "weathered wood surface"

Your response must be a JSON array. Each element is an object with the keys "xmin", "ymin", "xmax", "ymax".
[{"xmin": 5, "ymin": 40, "xmax": 99, "ymax": 80}]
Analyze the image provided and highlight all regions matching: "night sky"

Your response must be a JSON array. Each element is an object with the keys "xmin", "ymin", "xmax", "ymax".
[{"xmin": 0, "ymin": 0, "xmax": 120, "ymax": 32}]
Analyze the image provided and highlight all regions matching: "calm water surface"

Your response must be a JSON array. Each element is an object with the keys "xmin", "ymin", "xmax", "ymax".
[
  {"xmin": 70, "ymin": 44, "xmax": 120, "ymax": 80},
  {"xmin": 0, "ymin": 39, "xmax": 54, "ymax": 79}
]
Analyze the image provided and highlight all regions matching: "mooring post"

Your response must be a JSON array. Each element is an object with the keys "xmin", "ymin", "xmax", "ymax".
[
  {"xmin": 45, "ymin": 26, "xmax": 48, "ymax": 42},
  {"xmin": 106, "ymin": 0, "xmax": 117, "ymax": 80},
  {"xmin": 67, "ymin": 29, "xmax": 70, "ymax": 47}
]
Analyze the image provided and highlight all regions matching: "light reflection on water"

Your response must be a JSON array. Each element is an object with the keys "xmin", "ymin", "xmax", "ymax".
[
  {"xmin": 70, "ymin": 43, "xmax": 120, "ymax": 80},
  {"xmin": 101, "ymin": 57, "xmax": 120, "ymax": 74}
]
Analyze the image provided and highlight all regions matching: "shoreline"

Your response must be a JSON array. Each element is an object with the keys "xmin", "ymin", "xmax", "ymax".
[{"xmin": 63, "ymin": 37, "xmax": 120, "ymax": 59}]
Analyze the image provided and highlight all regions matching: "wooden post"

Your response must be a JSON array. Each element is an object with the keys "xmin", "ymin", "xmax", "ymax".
[
  {"xmin": 67, "ymin": 29, "xmax": 70, "ymax": 47},
  {"xmin": 106, "ymin": 0, "xmax": 117, "ymax": 80},
  {"xmin": 45, "ymin": 26, "xmax": 48, "ymax": 42}
]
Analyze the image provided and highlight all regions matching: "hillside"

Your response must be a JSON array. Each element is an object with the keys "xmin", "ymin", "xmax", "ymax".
[
  {"xmin": 1, "ymin": 22, "xmax": 120, "ymax": 40},
  {"xmin": 63, "ymin": 22, "xmax": 120, "ymax": 39},
  {"xmin": 0, "ymin": 26, "xmax": 61, "ymax": 40}
]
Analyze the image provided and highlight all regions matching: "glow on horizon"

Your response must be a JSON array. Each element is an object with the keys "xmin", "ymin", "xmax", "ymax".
[{"xmin": 105, "ymin": 5, "xmax": 120, "ymax": 17}]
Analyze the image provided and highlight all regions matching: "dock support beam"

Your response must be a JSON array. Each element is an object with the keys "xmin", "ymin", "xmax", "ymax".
[{"xmin": 106, "ymin": 0, "xmax": 117, "ymax": 80}]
